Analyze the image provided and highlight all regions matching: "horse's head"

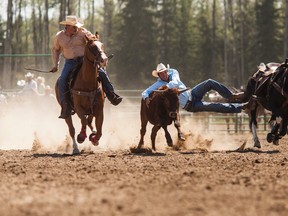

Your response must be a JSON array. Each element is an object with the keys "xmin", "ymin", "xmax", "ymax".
[{"xmin": 84, "ymin": 35, "xmax": 108, "ymax": 66}]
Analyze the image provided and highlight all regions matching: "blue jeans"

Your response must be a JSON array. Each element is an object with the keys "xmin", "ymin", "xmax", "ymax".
[
  {"xmin": 186, "ymin": 79, "xmax": 242, "ymax": 113},
  {"xmin": 98, "ymin": 67, "xmax": 114, "ymax": 93},
  {"xmin": 58, "ymin": 59, "xmax": 114, "ymax": 104},
  {"xmin": 58, "ymin": 59, "xmax": 80, "ymax": 103}
]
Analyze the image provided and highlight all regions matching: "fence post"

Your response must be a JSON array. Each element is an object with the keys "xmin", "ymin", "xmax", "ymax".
[
  {"xmin": 263, "ymin": 112, "xmax": 267, "ymax": 131},
  {"xmin": 234, "ymin": 113, "xmax": 238, "ymax": 133}
]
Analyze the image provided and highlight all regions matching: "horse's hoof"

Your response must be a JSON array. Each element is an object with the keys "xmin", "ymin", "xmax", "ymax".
[
  {"xmin": 254, "ymin": 141, "xmax": 261, "ymax": 148},
  {"xmin": 130, "ymin": 147, "xmax": 152, "ymax": 154},
  {"xmin": 77, "ymin": 134, "xmax": 86, "ymax": 143},
  {"xmin": 273, "ymin": 139, "xmax": 279, "ymax": 145},
  {"xmin": 72, "ymin": 148, "xmax": 80, "ymax": 155},
  {"xmin": 266, "ymin": 133, "xmax": 274, "ymax": 143},
  {"xmin": 89, "ymin": 134, "xmax": 99, "ymax": 146},
  {"xmin": 91, "ymin": 138, "xmax": 99, "ymax": 146},
  {"xmin": 167, "ymin": 142, "xmax": 173, "ymax": 147}
]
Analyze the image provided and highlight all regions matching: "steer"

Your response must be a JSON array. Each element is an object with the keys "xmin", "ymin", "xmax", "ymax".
[{"xmin": 137, "ymin": 86, "xmax": 189, "ymax": 151}]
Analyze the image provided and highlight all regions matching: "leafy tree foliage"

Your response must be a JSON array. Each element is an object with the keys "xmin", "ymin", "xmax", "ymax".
[
  {"xmin": 0, "ymin": 0, "xmax": 287, "ymax": 90},
  {"xmin": 109, "ymin": 0, "xmax": 158, "ymax": 89}
]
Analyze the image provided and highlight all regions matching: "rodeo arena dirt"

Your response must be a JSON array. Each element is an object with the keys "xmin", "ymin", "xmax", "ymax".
[{"xmin": 0, "ymin": 90, "xmax": 287, "ymax": 216}]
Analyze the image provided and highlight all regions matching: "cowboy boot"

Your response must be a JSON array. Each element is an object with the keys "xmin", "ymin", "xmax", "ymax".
[
  {"xmin": 227, "ymin": 92, "xmax": 245, "ymax": 103},
  {"xmin": 98, "ymin": 68, "xmax": 122, "ymax": 105},
  {"xmin": 59, "ymin": 102, "xmax": 71, "ymax": 119},
  {"xmin": 106, "ymin": 91, "xmax": 123, "ymax": 106}
]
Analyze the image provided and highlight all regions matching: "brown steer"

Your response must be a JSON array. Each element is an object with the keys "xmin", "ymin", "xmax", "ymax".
[{"xmin": 137, "ymin": 86, "xmax": 189, "ymax": 151}]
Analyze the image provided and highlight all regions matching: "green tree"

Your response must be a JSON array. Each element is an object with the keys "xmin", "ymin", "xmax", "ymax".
[
  {"xmin": 110, "ymin": 0, "xmax": 158, "ymax": 89},
  {"xmin": 255, "ymin": 0, "xmax": 282, "ymax": 63}
]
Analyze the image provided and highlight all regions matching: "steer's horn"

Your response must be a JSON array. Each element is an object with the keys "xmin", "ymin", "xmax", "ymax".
[{"xmin": 178, "ymin": 88, "xmax": 191, "ymax": 94}]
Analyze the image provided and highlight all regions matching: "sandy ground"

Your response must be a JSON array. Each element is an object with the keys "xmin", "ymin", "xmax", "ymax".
[{"xmin": 0, "ymin": 97, "xmax": 288, "ymax": 216}]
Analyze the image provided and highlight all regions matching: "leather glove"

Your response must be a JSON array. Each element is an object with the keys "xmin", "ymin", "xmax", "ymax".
[
  {"xmin": 145, "ymin": 98, "xmax": 151, "ymax": 107},
  {"xmin": 50, "ymin": 66, "xmax": 58, "ymax": 73}
]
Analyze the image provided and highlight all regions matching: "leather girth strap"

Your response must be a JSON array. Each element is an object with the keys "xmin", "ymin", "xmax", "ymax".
[{"xmin": 71, "ymin": 87, "xmax": 101, "ymax": 114}]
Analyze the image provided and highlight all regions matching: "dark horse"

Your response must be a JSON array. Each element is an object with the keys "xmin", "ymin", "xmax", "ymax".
[
  {"xmin": 239, "ymin": 61, "xmax": 288, "ymax": 148},
  {"xmin": 55, "ymin": 35, "xmax": 107, "ymax": 154}
]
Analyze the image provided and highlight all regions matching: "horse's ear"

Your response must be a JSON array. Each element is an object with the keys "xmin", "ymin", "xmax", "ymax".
[{"xmin": 95, "ymin": 31, "xmax": 100, "ymax": 40}]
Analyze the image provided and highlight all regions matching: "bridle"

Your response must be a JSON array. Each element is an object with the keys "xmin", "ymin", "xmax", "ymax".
[
  {"xmin": 85, "ymin": 40, "xmax": 106, "ymax": 67},
  {"xmin": 71, "ymin": 39, "xmax": 106, "ymax": 114}
]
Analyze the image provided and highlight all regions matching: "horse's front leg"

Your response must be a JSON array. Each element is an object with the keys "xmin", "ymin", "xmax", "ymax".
[
  {"xmin": 250, "ymin": 108, "xmax": 261, "ymax": 148},
  {"xmin": 65, "ymin": 116, "xmax": 79, "ymax": 154},
  {"xmin": 77, "ymin": 114, "xmax": 88, "ymax": 144},
  {"xmin": 272, "ymin": 117, "xmax": 287, "ymax": 145},
  {"xmin": 87, "ymin": 115, "xmax": 94, "ymax": 131},
  {"xmin": 89, "ymin": 110, "xmax": 103, "ymax": 146},
  {"xmin": 267, "ymin": 116, "xmax": 282, "ymax": 145},
  {"xmin": 65, "ymin": 116, "xmax": 75, "ymax": 139}
]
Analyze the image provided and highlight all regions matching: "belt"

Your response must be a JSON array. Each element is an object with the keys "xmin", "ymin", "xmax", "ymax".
[{"xmin": 66, "ymin": 56, "xmax": 83, "ymax": 61}]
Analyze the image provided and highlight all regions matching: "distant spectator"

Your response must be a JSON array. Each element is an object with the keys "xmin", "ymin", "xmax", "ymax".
[
  {"xmin": 44, "ymin": 85, "xmax": 56, "ymax": 99},
  {"xmin": 0, "ymin": 93, "xmax": 7, "ymax": 104},
  {"xmin": 36, "ymin": 76, "xmax": 46, "ymax": 95},
  {"xmin": 22, "ymin": 72, "xmax": 38, "ymax": 96},
  {"xmin": 23, "ymin": 72, "xmax": 37, "ymax": 91}
]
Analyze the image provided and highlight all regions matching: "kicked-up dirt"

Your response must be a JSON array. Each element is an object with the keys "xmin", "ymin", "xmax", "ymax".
[
  {"xmin": 0, "ymin": 98, "xmax": 288, "ymax": 216},
  {"xmin": 0, "ymin": 133, "xmax": 288, "ymax": 216}
]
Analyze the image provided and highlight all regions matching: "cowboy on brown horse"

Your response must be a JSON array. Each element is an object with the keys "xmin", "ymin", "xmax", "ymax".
[{"xmin": 50, "ymin": 15, "xmax": 122, "ymax": 119}]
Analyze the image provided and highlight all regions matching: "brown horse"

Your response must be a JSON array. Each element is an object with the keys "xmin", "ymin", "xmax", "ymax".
[{"xmin": 55, "ymin": 35, "xmax": 107, "ymax": 154}]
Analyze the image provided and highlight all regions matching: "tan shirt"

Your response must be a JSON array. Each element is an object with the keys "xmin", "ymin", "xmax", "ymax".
[{"xmin": 51, "ymin": 27, "xmax": 93, "ymax": 68}]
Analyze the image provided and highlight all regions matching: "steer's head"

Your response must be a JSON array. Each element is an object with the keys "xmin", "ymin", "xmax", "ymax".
[
  {"xmin": 153, "ymin": 88, "xmax": 178, "ymax": 120},
  {"xmin": 153, "ymin": 87, "xmax": 189, "ymax": 120}
]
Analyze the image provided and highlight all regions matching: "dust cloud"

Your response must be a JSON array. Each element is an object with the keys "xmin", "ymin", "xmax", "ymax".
[{"xmin": 0, "ymin": 96, "xmax": 247, "ymax": 153}]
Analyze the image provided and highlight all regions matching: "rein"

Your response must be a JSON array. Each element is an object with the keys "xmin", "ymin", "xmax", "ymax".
[
  {"xmin": 71, "ymin": 39, "xmax": 103, "ymax": 114},
  {"xmin": 86, "ymin": 45, "xmax": 102, "ymax": 67}
]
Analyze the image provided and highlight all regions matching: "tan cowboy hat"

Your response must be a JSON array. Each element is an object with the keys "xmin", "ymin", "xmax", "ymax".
[
  {"xmin": 59, "ymin": 15, "xmax": 83, "ymax": 27},
  {"xmin": 25, "ymin": 72, "xmax": 34, "ymax": 78},
  {"xmin": 152, "ymin": 63, "xmax": 170, "ymax": 77}
]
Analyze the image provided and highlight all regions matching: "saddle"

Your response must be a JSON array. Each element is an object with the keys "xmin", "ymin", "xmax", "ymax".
[
  {"xmin": 252, "ymin": 63, "xmax": 279, "ymax": 90},
  {"xmin": 253, "ymin": 64, "xmax": 288, "ymax": 105},
  {"xmin": 252, "ymin": 71, "xmax": 272, "ymax": 95}
]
